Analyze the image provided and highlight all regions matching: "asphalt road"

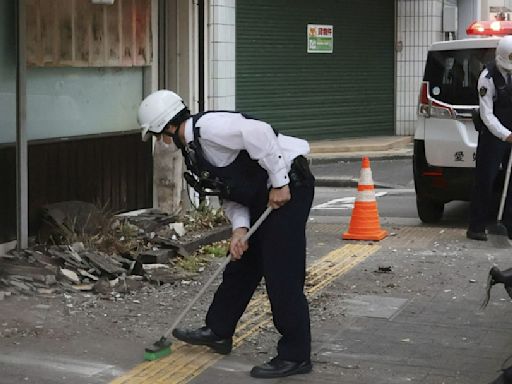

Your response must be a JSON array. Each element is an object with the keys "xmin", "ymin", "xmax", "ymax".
[
  {"xmin": 311, "ymin": 158, "xmax": 415, "ymax": 188},
  {"xmin": 310, "ymin": 158, "xmax": 470, "ymax": 227}
]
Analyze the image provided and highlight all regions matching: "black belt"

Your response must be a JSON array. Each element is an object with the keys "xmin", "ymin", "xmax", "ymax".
[{"xmin": 289, "ymin": 155, "xmax": 314, "ymax": 187}]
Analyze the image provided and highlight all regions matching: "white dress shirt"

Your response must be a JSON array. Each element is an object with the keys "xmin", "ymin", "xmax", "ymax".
[
  {"xmin": 183, "ymin": 112, "xmax": 310, "ymax": 230},
  {"xmin": 479, "ymin": 66, "xmax": 512, "ymax": 141}
]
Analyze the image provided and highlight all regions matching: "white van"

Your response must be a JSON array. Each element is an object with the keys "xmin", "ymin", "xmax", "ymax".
[{"xmin": 413, "ymin": 21, "xmax": 512, "ymax": 223}]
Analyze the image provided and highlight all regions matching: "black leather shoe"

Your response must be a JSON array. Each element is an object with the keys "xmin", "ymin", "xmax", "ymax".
[
  {"xmin": 489, "ymin": 373, "xmax": 507, "ymax": 384},
  {"xmin": 172, "ymin": 326, "xmax": 232, "ymax": 355},
  {"xmin": 489, "ymin": 368, "xmax": 512, "ymax": 384},
  {"xmin": 466, "ymin": 230, "xmax": 487, "ymax": 241},
  {"xmin": 250, "ymin": 357, "xmax": 312, "ymax": 379}
]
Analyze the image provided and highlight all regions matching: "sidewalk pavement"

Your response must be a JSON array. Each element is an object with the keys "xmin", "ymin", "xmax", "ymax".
[
  {"xmin": 308, "ymin": 135, "xmax": 413, "ymax": 163},
  {"xmin": 309, "ymin": 136, "xmax": 414, "ymax": 188},
  {"xmin": 187, "ymin": 219, "xmax": 512, "ymax": 384}
]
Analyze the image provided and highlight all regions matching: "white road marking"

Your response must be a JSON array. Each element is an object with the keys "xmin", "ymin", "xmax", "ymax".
[
  {"xmin": 0, "ymin": 352, "xmax": 124, "ymax": 378},
  {"xmin": 313, "ymin": 192, "xmax": 387, "ymax": 210},
  {"xmin": 312, "ymin": 189, "xmax": 415, "ymax": 210}
]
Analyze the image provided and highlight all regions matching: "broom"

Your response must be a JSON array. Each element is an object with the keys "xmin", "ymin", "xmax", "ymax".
[
  {"xmin": 488, "ymin": 151, "xmax": 512, "ymax": 248},
  {"xmin": 143, "ymin": 206, "xmax": 273, "ymax": 361}
]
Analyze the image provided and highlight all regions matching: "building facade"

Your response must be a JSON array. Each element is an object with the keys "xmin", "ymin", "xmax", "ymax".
[{"xmin": 1, "ymin": 0, "xmax": 499, "ymax": 249}]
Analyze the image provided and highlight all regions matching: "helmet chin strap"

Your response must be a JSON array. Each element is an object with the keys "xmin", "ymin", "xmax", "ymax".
[
  {"xmin": 171, "ymin": 128, "xmax": 185, "ymax": 150},
  {"xmin": 162, "ymin": 125, "xmax": 185, "ymax": 151}
]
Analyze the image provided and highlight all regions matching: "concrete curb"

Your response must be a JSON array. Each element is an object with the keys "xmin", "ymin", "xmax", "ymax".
[
  {"xmin": 308, "ymin": 149, "xmax": 413, "ymax": 165},
  {"xmin": 314, "ymin": 177, "xmax": 404, "ymax": 189}
]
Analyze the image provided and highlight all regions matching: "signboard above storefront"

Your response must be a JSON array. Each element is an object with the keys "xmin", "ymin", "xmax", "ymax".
[{"xmin": 307, "ymin": 24, "xmax": 333, "ymax": 53}]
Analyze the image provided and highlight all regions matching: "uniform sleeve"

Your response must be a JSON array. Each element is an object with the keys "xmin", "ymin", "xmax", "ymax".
[
  {"xmin": 237, "ymin": 118, "xmax": 290, "ymax": 188},
  {"xmin": 200, "ymin": 114, "xmax": 290, "ymax": 188},
  {"xmin": 222, "ymin": 199, "xmax": 250, "ymax": 231},
  {"xmin": 479, "ymin": 70, "xmax": 512, "ymax": 141}
]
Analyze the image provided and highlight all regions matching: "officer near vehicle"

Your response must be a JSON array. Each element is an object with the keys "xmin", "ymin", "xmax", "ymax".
[
  {"xmin": 467, "ymin": 36, "xmax": 512, "ymax": 241},
  {"xmin": 137, "ymin": 90, "xmax": 315, "ymax": 379}
]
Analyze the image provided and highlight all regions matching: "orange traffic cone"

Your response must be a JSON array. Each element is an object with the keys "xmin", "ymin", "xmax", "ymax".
[{"xmin": 343, "ymin": 156, "xmax": 388, "ymax": 241}]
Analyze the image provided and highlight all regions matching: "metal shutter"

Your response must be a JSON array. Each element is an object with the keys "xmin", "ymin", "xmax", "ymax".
[{"xmin": 236, "ymin": 0, "xmax": 395, "ymax": 140}]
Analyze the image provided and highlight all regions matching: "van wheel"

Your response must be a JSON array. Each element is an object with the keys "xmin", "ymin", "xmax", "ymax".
[{"xmin": 416, "ymin": 198, "xmax": 444, "ymax": 223}]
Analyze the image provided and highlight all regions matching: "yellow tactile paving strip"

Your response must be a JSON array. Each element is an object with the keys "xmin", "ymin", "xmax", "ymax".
[{"xmin": 110, "ymin": 243, "xmax": 379, "ymax": 384}]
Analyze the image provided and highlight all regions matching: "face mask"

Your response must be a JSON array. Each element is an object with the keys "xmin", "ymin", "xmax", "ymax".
[
  {"xmin": 153, "ymin": 132, "xmax": 178, "ymax": 151},
  {"xmin": 163, "ymin": 140, "xmax": 178, "ymax": 151}
]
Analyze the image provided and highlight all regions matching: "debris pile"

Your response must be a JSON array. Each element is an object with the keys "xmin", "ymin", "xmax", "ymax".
[{"xmin": 0, "ymin": 203, "xmax": 230, "ymax": 298}]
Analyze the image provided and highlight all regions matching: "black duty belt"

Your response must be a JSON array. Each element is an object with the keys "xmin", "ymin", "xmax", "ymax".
[{"xmin": 288, "ymin": 155, "xmax": 314, "ymax": 187}]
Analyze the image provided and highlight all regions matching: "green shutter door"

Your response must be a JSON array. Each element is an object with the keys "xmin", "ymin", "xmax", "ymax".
[{"xmin": 236, "ymin": 0, "xmax": 395, "ymax": 140}]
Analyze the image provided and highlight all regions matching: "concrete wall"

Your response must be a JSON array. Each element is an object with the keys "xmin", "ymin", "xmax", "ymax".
[
  {"xmin": 458, "ymin": 0, "xmax": 481, "ymax": 38},
  {"xmin": 208, "ymin": 0, "xmax": 236, "ymax": 110},
  {"xmin": 396, "ymin": 0, "xmax": 445, "ymax": 136}
]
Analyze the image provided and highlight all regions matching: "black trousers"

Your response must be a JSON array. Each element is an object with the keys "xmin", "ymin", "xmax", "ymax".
[
  {"xmin": 469, "ymin": 129, "xmax": 512, "ymax": 233},
  {"xmin": 205, "ymin": 179, "xmax": 315, "ymax": 362}
]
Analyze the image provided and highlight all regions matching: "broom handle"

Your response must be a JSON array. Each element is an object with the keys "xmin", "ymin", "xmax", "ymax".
[
  {"xmin": 498, "ymin": 150, "xmax": 512, "ymax": 221},
  {"xmin": 164, "ymin": 206, "xmax": 273, "ymax": 338}
]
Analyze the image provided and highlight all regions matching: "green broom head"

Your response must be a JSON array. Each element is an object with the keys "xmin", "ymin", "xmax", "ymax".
[{"xmin": 144, "ymin": 337, "xmax": 172, "ymax": 361}]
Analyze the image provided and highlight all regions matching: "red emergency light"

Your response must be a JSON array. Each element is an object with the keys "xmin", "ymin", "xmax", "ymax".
[{"xmin": 466, "ymin": 20, "xmax": 512, "ymax": 36}]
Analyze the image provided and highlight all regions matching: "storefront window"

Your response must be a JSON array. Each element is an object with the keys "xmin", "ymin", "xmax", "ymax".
[{"xmin": 26, "ymin": 67, "xmax": 142, "ymax": 140}]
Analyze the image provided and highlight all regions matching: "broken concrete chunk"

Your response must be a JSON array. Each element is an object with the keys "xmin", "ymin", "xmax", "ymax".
[
  {"xmin": 70, "ymin": 242, "xmax": 85, "ymax": 253},
  {"xmin": 82, "ymin": 252, "xmax": 125, "ymax": 275},
  {"xmin": 67, "ymin": 246, "xmax": 83, "ymax": 263},
  {"xmin": 37, "ymin": 288, "xmax": 56, "ymax": 295},
  {"xmin": 9, "ymin": 280, "xmax": 32, "ymax": 292},
  {"xmin": 72, "ymin": 284, "xmax": 94, "ymax": 292},
  {"xmin": 137, "ymin": 249, "xmax": 175, "ymax": 264},
  {"xmin": 24, "ymin": 250, "xmax": 57, "ymax": 267},
  {"xmin": 59, "ymin": 268, "xmax": 80, "ymax": 284},
  {"xmin": 78, "ymin": 269, "xmax": 99, "ymax": 281},
  {"xmin": 142, "ymin": 264, "xmax": 170, "ymax": 271},
  {"xmin": 169, "ymin": 223, "xmax": 186, "ymax": 237}
]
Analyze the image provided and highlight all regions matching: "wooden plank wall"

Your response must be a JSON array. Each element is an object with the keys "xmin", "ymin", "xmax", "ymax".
[
  {"xmin": 0, "ymin": 133, "xmax": 153, "ymax": 243},
  {"xmin": 26, "ymin": 0, "xmax": 152, "ymax": 67}
]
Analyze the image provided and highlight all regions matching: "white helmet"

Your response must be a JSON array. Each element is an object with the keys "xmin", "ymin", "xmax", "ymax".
[
  {"xmin": 496, "ymin": 36, "xmax": 512, "ymax": 72},
  {"xmin": 137, "ymin": 90, "xmax": 187, "ymax": 141}
]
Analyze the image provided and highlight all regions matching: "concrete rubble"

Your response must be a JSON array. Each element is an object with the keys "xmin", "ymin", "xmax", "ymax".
[{"xmin": 0, "ymin": 206, "xmax": 231, "ymax": 298}]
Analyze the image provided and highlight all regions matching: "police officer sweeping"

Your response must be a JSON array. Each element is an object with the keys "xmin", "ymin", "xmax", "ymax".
[
  {"xmin": 137, "ymin": 90, "xmax": 315, "ymax": 378},
  {"xmin": 467, "ymin": 36, "xmax": 512, "ymax": 241}
]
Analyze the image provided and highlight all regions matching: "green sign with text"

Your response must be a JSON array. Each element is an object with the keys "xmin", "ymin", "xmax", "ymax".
[{"xmin": 307, "ymin": 24, "xmax": 333, "ymax": 53}]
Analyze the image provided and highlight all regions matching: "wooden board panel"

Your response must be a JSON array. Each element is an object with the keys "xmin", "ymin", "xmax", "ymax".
[
  {"xmin": 26, "ymin": 0, "xmax": 152, "ymax": 67},
  {"xmin": 89, "ymin": 4, "xmax": 106, "ymax": 65},
  {"xmin": 56, "ymin": 0, "xmax": 73, "ymax": 64},
  {"xmin": 135, "ymin": 0, "xmax": 151, "ymax": 66},
  {"xmin": 39, "ymin": 1, "xmax": 55, "ymax": 64},
  {"xmin": 121, "ymin": 0, "xmax": 135, "ymax": 66},
  {"xmin": 74, "ymin": 0, "xmax": 91, "ymax": 65},
  {"xmin": 106, "ymin": 0, "xmax": 121, "ymax": 65},
  {"xmin": 26, "ymin": 0, "xmax": 42, "ymax": 66}
]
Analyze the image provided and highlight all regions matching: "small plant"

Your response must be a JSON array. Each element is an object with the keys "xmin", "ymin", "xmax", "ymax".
[
  {"xmin": 176, "ymin": 254, "xmax": 209, "ymax": 272},
  {"xmin": 176, "ymin": 240, "xmax": 229, "ymax": 272},
  {"xmin": 199, "ymin": 240, "xmax": 229, "ymax": 258},
  {"xmin": 183, "ymin": 201, "xmax": 228, "ymax": 232}
]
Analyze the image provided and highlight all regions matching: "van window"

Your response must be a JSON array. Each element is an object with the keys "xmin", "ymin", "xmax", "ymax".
[{"xmin": 423, "ymin": 48, "xmax": 495, "ymax": 105}]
